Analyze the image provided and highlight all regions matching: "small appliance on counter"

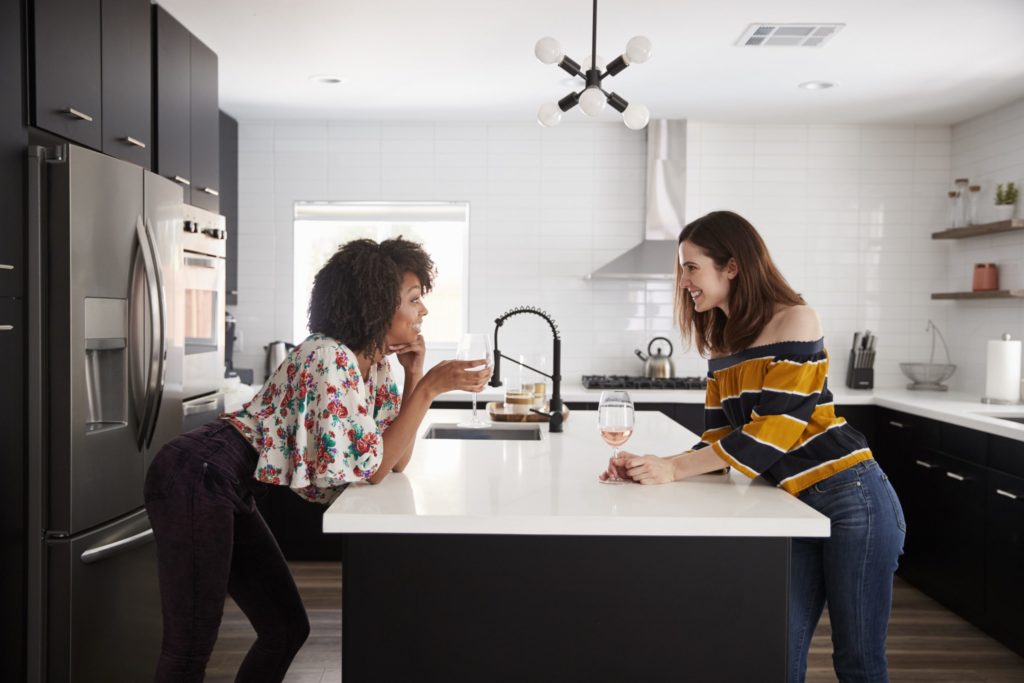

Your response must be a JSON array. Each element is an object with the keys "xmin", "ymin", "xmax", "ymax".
[
  {"xmin": 265, "ymin": 340, "xmax": 295, "ymax": 378},
  {"xmin": 846, "ymin": 329, "xmax": 877, "ymax": 389},
  {"xmin": 982, "ymin": 333, "xmax": 1022, "ymax": 404},
  {"xmin": 634, "ymin": 336, "xmax": 675, "ymax": 378},
  {"xmin": 899, "ymin": 320, "xmax": 956, "ymax": 391}
]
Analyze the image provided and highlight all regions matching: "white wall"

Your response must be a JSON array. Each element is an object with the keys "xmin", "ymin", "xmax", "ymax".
[
  {"xmin": 232, "ymin": 121, "xmax": 670, "ymax": 383},
  {"xmin": 947, "ymin": 99, "xmax": 1024, "ymax": 395},
  {"xmin": 233, "ymin": 113, "xmax": 1024, "ymax": 395},
  {"xmin": 683, "ymin": 122, "xmax": 952, "ymax": 390}
]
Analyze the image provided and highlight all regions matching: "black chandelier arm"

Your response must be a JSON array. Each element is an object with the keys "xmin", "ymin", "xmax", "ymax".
[
  {"xmin": 558, "ymin": 55, "xmax": 582, "ymax": 78},
  {"xmin": 558, "ymin": 91, "xmax": 581, "ymax": 112},
  {"xmin": 604, "ymin": 55, "xmax": 628, "ymax": 78},
  {"xmin": 591, "ymin": 0, "xmax": 598, "ymax": 74},
  {"xmin": 606, "ymin": 91, "xmax": 629, "ymax": 113}
]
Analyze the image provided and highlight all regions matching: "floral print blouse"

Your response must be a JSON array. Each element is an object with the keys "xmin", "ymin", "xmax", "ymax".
[{"xmin": 223, "ymin": 334, "xmax": 402, "ymax": 504}]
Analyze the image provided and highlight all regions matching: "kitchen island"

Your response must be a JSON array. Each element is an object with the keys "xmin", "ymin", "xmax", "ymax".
[{"xmin": 324, "ymin": 409, "xmax": 829, "ymax": 682}]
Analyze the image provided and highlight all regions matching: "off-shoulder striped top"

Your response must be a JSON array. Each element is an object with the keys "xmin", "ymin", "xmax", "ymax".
[{"xmin": 691, "ymin": 338, "xmax": 873, "ymax": 495}]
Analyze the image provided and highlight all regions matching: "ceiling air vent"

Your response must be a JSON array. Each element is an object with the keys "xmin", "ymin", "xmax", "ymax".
[{"xmin": 736, "ymin": 23, "xmax": 844, "ymax": 48}]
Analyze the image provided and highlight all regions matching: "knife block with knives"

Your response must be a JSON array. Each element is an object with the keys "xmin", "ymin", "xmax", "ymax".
[{"xmin": 845, "ymin": 330, "xmax": 876, "ymax": 389}]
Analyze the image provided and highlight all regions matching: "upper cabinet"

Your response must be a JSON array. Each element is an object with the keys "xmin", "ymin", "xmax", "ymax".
[
  {"xmin": 31, "ymin": 0, "xmax": 103, "ymax": 150},
  {"xmin": 101, "ymin": 0, "xmax": 152, "ymax": 168},
  {"xmin": 31, "ymin": 0, "xmax": 152, "ymax": 167},
  {"xmin": 154, "ymin": 5, "xmax": 219, "ymax": 211}
]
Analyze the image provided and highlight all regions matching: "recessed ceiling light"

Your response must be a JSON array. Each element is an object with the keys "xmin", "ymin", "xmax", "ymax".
[
  {"xmin": 309, "ymin": 75, "xmax": 344, "ymax": 85},
  {"xmin": 798, "ymin": 80, "xmax": 836, "ymax": 90}
]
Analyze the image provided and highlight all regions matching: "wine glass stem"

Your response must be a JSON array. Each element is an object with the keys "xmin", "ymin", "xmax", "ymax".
[
  {"xmin": 612, "ymin": 446, "xmax": 619, "ymax": 459},
  {"xmin": 472, "ymin": 393, "xmax": 478, "ymax": 421}
]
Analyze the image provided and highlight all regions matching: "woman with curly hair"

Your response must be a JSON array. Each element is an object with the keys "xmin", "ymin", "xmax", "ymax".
[{"xmin": 143, "ymin": 237, "xmax": 488, "ymax": 682}]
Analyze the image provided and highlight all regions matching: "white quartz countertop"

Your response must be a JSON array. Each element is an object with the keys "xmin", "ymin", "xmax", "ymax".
[
  {"xmin": 323, "ymin": 409, "xmax": 831, "ymax": 538},
  {"xmin": 437, "ymin": 383, "xmax": 1024, "ymax": 442}
]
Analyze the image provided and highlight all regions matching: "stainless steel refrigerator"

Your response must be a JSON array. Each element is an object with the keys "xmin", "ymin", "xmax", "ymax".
[{"xmin": 26, "ymin": 143, "xmax": 185, "ymax": 681}]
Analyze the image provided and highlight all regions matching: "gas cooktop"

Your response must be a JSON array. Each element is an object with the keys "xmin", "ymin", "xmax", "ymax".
[{"xmin": 581, "ymin": 375, "xmax": 707, "ymax": 390}]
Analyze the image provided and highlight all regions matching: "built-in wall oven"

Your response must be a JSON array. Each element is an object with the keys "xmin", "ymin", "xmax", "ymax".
[{"xmin": 181, "ymin": 205, "xmax": 226, "ymax": 400}]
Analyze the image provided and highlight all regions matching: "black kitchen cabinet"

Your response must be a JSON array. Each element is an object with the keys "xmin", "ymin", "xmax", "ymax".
[
  {"xmin": 986, "ymin": 468, "xmax": 1024, "ymax": 655},
  {"xmin": 0, "ymin": 299, "xmax": 26, "ymax": 682},
  {"xmin": 256, "ymin": 487, "xmax": 342, "ymax": 561},
  {"xmin": 220, "ymin": 111, "xmax": 238, "ymax": 305},
  {"xmin": 101, "ymin": 0, "xmax": 151, "ymax": 168},
  {"xmin": 30, "ymin": 0, "xmax": 103, "ymax": 150},
  {"xmin": 1, "ymin": 0, "xmax": 26, "ymax": 298},
  {"xmin": 154, "ymin": 5, "xmax": 219, "ymax": 211},
  {"xmin": 832, "ymin": 404, "xmax": 875, "ymax": 447},
  {"xmin": 189, "ymin": 36, "xmax": 219, "ymax": 211},
  {"xmin": 154, "ymin": 5, "xmax": 191, "ymax": 202}
]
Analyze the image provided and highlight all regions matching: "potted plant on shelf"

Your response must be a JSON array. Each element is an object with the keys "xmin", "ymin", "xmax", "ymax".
[{"xmin": 994, "ymin": 182, "xmax": 1018, "ymax": 221}]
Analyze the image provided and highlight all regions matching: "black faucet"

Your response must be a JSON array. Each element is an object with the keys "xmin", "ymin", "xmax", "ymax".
[{"xmin": 489, "ymin": 306, "xmax": 563, "ymax": 433}]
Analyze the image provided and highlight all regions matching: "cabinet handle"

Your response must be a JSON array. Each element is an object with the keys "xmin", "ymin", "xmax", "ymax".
[
  {"xmin": 122, "ymin": 136, "xmax": 147, "ymax": 149},
  {"xmin": 946, "ymin": 472, "xmax": 966, "ymax": 482},
  {"xmin": 996, "ymin": 489, "xmax": 1019, "ymax": 500},
  {"xmin": 0, "ymin": 325, "xmax": 13, "ymax": 331},
  {"xmin": 62, "ymin": 107, "xmax": 93, "ymax": 122},
  {"xmin": 0, "ymin": 264, "xmax": 13, "ymax": 270},
  {"xmin": 172, "ymin": 175, "xmax": 191, "ymax": 186},
  {"xmin": 888, "ymin": 421, "xmax": 905, "ymax": 428},
  {"xmin": 200, "ymin": 187, "xmax": 219, "ymax": 197},
  {"xmin": 914, "ymin": 459, "xmax": 934, "ymax": 469}
]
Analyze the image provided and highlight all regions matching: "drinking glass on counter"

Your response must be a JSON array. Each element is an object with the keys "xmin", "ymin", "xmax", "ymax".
[
  {"xmin": 598, "ymin": 390, "xmax": 635, "ymax": 484},
  {"xmin": 456, "ymin": 333, "xmax": 493, "ymax": 428}
]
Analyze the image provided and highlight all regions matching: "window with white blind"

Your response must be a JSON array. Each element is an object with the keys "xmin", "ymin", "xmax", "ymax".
[{"xmin": 292, "ymin": 201, "xmax": 469, "ymax": 349}]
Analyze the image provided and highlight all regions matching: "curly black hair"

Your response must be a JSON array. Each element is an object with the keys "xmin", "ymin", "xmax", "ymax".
[{"xmin": 307, "ymin": 237, "xmax": 435, "ymax": 357}]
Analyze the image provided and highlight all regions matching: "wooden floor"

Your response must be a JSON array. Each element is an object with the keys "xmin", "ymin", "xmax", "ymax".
[{"xmin": 207, "ymin": 562, "xmax": 1024, "ymax": 682}]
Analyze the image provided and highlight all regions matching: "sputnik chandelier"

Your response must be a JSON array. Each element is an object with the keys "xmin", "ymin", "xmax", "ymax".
[{"xmin": 534, "ymin": 0, "xmax": 652, "ymax": 129}]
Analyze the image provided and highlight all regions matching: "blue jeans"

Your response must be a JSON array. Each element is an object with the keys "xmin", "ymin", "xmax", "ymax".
[{"xmin": 789, "ymin": 459, "xmax": 906, "ymax": 683}]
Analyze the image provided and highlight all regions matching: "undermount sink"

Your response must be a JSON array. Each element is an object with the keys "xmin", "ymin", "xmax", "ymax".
[
  {"xmin": 422, "ymin": 423, "xmax": 543, "ymax": 441},
  {"xmin": 977, "ymin": 414, "xmax": 1024, "ymax": 425}
]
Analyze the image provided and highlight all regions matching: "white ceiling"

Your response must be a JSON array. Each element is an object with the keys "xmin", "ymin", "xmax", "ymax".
[{"xmin": 158, "ymin": 0, "xmax": 1024, "ymax": 125}]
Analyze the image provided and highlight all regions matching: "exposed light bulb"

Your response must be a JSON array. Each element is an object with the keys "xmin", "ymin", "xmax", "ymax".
[
  {"xmin": 579, "ymin": 87, "xmax": 606, "ymax": 117},
  {"xmin": 580, "ymin": 54, "xmax": 606, "ymax": 72},
  {"xmin": 534, "ymin": 37, "xmax": 563, "ymax": 65},
  {"xmin": 624, "ymin": 36, "xmax": 652, "ymax": 64},
  {"xmin": 537, "ymin": 102, "xmax": 562, "ymax": 128},
  {"xmin": 622, "ymin": 103, "xmax": 650, "ymax": 130}
]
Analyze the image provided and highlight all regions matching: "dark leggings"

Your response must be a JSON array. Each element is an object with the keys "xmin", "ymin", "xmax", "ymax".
[{"xmin": 144, "ymin": 420, "xmax": 310, "ymax": 682}]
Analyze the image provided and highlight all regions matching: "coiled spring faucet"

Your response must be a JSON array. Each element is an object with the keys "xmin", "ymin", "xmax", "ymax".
[{"xmin": 489, "ymin": 306, "xmax": 563, "ymax": 433}]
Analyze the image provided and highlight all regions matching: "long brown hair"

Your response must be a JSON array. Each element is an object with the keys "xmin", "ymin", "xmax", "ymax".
[{"xmin": 674, "ymin": 211, "xmax": 804, "ymax": 357}]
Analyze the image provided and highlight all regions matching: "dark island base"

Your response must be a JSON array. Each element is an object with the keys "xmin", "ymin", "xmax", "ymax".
[{"xmin": 342, "ymin": 534, "xmax": 791, "ymax": 682}]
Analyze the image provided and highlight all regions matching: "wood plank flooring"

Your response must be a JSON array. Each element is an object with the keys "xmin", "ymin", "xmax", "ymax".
[{"xmin": 206, "ymin": 563, "xmax": 1024, "ymax": 682}]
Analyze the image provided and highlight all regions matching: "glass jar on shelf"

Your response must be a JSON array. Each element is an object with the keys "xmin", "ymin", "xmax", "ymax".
[
  {"xmin": 947, "ymin": 190, "xmax": 960, "ymax": 228},
  {"xmin": 953, "ymin": 177, "xmax": 970, "ymax": 227},
  {"xmin": 967, "ymin": 185, "xmax": 982, "ymax": 226}
]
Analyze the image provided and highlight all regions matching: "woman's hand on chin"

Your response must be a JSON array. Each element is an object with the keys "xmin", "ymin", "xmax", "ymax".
[{"xmin": 389, "ymin": 334, "xmax": 426, "ymax": 375}]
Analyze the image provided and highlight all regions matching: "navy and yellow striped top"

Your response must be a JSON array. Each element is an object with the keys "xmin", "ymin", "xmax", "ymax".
[{"xmin": 691, "ymin": 338, "xmax": 873, "ymax": 495}]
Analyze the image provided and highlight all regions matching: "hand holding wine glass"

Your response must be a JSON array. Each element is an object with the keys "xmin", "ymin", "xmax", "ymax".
[
  {"xmin": 455, "ymin": 333, "xmax": 493, "ymax": 428},
  {"xmin": 597, "ymin": 390, "xmax": 635, "ymax": 484}
]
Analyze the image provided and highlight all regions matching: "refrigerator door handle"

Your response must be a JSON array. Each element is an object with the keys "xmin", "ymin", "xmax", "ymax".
[
  {"xmin": 80, "ymin": 528, "xmax": 155, "ymax": 564},
  {"xmin": 133, "ymin": 217, "xmax": 162, "ymax": 449},
  {"xmin": 142, "ymin": 217, "xmax": 168, "ymax": 447}
]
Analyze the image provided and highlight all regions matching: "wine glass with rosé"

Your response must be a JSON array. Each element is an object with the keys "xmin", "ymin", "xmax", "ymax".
[{"xmin": 598, "ymin": 390, "xmax": 635, "ymax": 484}]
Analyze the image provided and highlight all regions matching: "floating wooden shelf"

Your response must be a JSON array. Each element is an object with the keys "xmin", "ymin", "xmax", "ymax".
[
  {"xmin": 931, "ymin": 290, "xmax": 1024, "ymax": 300},
  {"xmin": 932, "ymin": 219, "xmax": 1024, "ymax": 240}
]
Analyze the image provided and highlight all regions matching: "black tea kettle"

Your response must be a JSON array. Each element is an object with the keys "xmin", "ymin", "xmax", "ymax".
[{"xmin": 635, "ymin": 337, "xmax": 675, "ymax": 379}]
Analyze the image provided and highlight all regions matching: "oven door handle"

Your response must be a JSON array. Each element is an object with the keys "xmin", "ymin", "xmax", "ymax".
[{"xmin": 183, "ymin": 254, "xmax": 221, "ymax": 269}]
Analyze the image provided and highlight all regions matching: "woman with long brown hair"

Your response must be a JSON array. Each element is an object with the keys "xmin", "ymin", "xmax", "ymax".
[{"xmin": 600, "ymin": 211, "xmax": 905, "ymax": 683}]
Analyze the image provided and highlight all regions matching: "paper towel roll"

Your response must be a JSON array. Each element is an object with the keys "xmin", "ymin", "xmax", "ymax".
[{"xmin": 984, "ymin": 335, "xmax": 1022, "ymax": 403}]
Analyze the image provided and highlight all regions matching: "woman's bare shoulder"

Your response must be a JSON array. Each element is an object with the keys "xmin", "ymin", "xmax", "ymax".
[{"xmin": 772, "ymin": 305, "xmax": 822, "ymax": 342}]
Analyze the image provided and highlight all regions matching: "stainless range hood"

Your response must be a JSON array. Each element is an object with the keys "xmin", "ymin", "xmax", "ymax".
[{"xmin": 586, "ymin": 119, "xmax": 686, "ymax": 280}]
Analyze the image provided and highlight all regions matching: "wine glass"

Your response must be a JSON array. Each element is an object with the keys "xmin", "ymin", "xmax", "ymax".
[
  {"xmin": 598, "ymin": 390, "xmax": 635, "ymax": 484},
  {"xmin": 456, "ymin": 333, "xmax": 493, "ymax": 428}
]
